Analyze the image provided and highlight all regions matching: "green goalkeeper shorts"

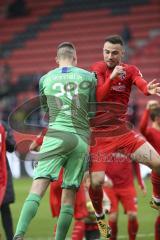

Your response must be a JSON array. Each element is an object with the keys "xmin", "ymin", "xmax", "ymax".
[{"xmin": 33, "ymin": 131, "xmax": 88, "ymax": 189}]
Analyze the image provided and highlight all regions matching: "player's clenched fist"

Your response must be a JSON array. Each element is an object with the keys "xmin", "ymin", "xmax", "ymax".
[{"xmin": 109, "ymin": 65, "xmax": 125, "ymax": 80}]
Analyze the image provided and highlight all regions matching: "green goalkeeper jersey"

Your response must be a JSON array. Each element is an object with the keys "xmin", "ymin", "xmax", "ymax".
[{"xmin": 39, "ymin": 66, "xmax": 96, "ymax": 137}]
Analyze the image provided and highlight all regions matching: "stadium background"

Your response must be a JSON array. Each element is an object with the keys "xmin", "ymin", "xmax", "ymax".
[{"xmin": 0, "ymin": 0, "xmax": 160, "ymax": 239}]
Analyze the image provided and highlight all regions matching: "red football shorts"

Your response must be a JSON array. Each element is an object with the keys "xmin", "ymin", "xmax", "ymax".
[
  {"xmin": 103, "ymin": 186, "xmax": 137, "ymax": 213},
  {"xmin": 90, "ymin": 130, "xmax": 146, "ymax": 172},
  {"xmin": 50, "ymin": 169, "xmax": 87, "ymax": 219}
]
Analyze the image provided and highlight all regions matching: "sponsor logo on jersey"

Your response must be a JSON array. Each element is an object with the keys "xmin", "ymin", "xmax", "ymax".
[
  {"xmin": 119, "ymin": 71, "xmax": 126, "ymax": 80},
  {"xmin": 111, "ymin": 85, "xmax": 126, "ymax": 92}
]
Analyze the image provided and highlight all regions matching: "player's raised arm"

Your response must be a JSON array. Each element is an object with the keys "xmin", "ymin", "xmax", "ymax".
[
  {"xmin": 96, "ymin": 64, "xmax": 126, "ymax": 101},
  {"xmin": 96, "ymin": 75, "xmax": 113, "ymax": 102},
  {"xmin": 131, "ymin": 66, "xmax": 149, "ymax": 95},
  {"xmin": 90, "ymin": 61, "xmax": 112, "ymax": 102},
  {"xmin": 90, "ymin": 61, "xmax": 106, "ymax": 85},
  {"xmin": 132, "ymin": 66, "xmax": 160, "ymax": 96}
]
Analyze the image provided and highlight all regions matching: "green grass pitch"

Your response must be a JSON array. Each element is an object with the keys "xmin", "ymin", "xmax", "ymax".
[{"xmin": 0, "ymin": 177, "xmax": 158, "ymax": 239}]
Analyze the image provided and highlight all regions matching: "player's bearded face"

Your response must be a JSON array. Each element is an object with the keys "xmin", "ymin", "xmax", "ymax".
[{"xmin": 103, "ymin": 42, "xmax": 124, "ymax": 68}]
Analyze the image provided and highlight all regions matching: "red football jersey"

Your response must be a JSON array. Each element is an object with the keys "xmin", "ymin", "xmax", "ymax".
[
  {"xmin": 90, "ymin": 61, "xmax": 149, "ymax": 135},
  {"xmin": 91, "ymin": 61, "xmax": 148, "ymax": 104}
]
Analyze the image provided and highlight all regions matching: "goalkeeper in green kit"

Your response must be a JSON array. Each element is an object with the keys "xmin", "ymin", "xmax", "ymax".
[{"xmin": 13, "ymin": 42, "xmax": 96, "ymax": 240}]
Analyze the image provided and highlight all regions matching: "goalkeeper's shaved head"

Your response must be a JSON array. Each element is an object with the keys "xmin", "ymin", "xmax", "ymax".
[{"xmin": 57, "ymin": 42, "xmax": 76, "ymax": 60}]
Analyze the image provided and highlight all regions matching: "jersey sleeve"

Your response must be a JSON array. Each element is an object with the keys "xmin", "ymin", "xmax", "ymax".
[
  {"xmin": 88, "ymin": 73, "xmax": 97, "ymax": 118},
  {"xmin": 91, "ymin": 62, "xmax": 111, "ymax": 101},
  {"xmin": 131, "ymin": 66, "xmax": 149, "ymax": 96},
  {"xmin": 139, "ymin": 109, "xmax": 150, "ymax": 136},
  {"xmin": 89, "ymin": 73, "xmax": 97, "ymax": 103},
  {"xmin": 39, "ymin": 76, "xmax": 48, "ymax": 113},
  {"xmin": 96, "ymin": 76, "xmax": 112, "ymax": 102},
  {"xmin": 90, "ymin": 62, "xmax": 106, "ymax": 85}
]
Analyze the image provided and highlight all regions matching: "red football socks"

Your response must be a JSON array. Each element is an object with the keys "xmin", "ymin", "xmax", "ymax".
[
  {"xmin": 128, "ymin": 218, "xmax": 138, "ymax": 240},
  {"xmin": 155, "ymin": 215, "xmax": 160, "ymax": 240},
  {"xmin": 71, "ymin": 221, "xmax": 85, "ymax": 240},
  {"xmin": 151, "ymin": 171, "xmax": 160, "ymax": 199},
  {"xmin": 89, "ymin": 186, "xmax": 103, "ymax": 215},
  {"xmin": 109, "ymin": 220, "xmax": 118, "ymax": 240}
]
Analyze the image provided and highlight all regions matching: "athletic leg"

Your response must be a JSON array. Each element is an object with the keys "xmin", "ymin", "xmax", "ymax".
[
  {"xmin": 127, "ymin": 212, "xmax": 138, "ymax": 240},
  {"xmin": 103, "ymin": 187, "xmax": 119, "ymax": 240},
  {"xmin": 131, "ymin": 142, "xmax": 160, "ymax": 204},
  {"xmin": 108, "ymin": 213, "xmax": 118, "ymax": 240},
  {"xmin": 56, "ymin": 135, "xmax": 88, "ymax": 240},
  {"xmin": 89, "ymin": 171, "xmax": 106, "ymax": 216},
  {"xmin": 13, "ymin": 178, "xmax": 50, "ymax": 239},
  {"xmin": 131, "ymin": 142, "xmax": 160, "ymax": 173},
  {"xmin": 1, "ymin": 203, "xmax": 14, "ymax": 240},
  {"xmin": 155, "ymin": 215, "xmax": 160, "ymax": 240},
  {"xmin": 55, "ymin": 188, "xmax": 76, "ymax": 240},
  {"xmin": 72, "ymin": 184, "xmax": 87, "ymax": 240}
]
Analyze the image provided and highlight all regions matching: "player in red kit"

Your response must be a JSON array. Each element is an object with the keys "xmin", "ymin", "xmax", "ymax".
[
  {"xmin": 89, "ymin": 35, "xmax": 160, "ymax": 239},
  {"xmin": 29, "ymin": 130, "xmax": 88, "ymax": 240},
  {"xmin": 103, "ymin": 153, "xmax": 146, "ymax": 240},
  {"xmin": 139, "ymin": 100, "xmax": 160, "ymax": 240}
]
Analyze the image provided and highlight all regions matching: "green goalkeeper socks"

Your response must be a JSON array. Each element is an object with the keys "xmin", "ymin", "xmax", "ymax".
[
  {"xmin": 15, "ymin": 195, "xmax": 73, "ymax": 239},
  {"xmin": 55, "ymin": 204, "xmax": 74, "ymax": 240},
  {"xmin": 14, "ymin": 193, "xmax": 41, "ymax": 237}
]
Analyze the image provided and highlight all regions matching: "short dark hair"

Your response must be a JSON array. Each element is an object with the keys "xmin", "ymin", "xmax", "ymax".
[
  {"xmin": 150, "ymin": 107, "xmax": 160, "ymax": 121},
  {"xmin": 104, "ymin": 35, "xmax": 124, "ymax": 46},
  {"xmin": 57, "ymin": 42, "xmax": 75, "ymax": 50}
]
